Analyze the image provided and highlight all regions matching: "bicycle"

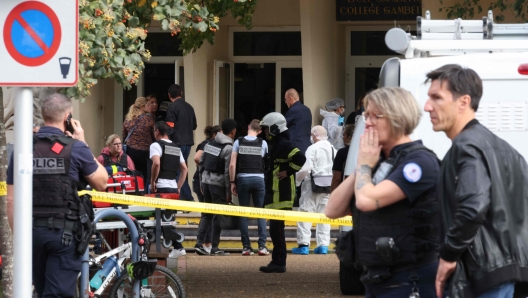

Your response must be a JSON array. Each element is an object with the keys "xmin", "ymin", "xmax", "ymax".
[{"xmin": 80, "ymin": 208, "xmax": 186, "ymax": 298}]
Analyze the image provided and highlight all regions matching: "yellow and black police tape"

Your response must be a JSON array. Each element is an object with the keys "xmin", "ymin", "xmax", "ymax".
[
  {"xmin": 0, "ymin": 181, "xmax": 6, "ymax": 196},
  {"xmin": 0, "ymin": 182, "xmax": 352, "ymax": 225},
  {"xmin": 78, "ymin": 190, "xmax": 352, "ymax": 225}
]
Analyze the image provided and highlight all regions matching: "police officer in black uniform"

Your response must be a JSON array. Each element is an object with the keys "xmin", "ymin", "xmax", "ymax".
[
  {"xmin": 327, "ymin": 87, "xmax": 440, "ymax": 297},
  {"xmin": 199, "ymin": 119, "xmax": 237, "ymax": 255},
  {"xmin": 7, "ymin": 93, "xmax": 108, "ymax": 298},
  {"xmin": 229, "ymin": 119, "xmax": 270, "ymax": 256}
]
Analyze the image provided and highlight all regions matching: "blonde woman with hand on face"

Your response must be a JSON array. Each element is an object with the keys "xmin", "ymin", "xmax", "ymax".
[{"xmin": 326, "ymin": 87, "xmax": 441, "ymax": 298}]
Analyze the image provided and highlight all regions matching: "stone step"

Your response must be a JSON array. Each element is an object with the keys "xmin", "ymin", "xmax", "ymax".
[
  {"xmin": 172, "ymin": 212, "xmax": 343, "ymax": 228},
  {"xmin": 175, "ymin": 235, "xmax": 337, "ymax": 252},
  {"xmin": 171, "ymin": 224, "xmax": 341, "ymax": 238}
]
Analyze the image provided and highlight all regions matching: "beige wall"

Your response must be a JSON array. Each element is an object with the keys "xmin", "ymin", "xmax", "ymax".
[
  {"xmin": 301, "ymin": 0, "xmax": 346, "ymax": 125},
  {"xmin": 76, "ymin": 78, "xmax": 114, "ymax": 156},
  {"xmin": 182, "ymin": 34, "xmax": 228, "ymax": 185}
]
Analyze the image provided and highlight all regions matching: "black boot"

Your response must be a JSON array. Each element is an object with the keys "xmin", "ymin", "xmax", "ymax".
[{"xmin": 259, "ymin": 263, "xmax": 286, "ymax": 273}]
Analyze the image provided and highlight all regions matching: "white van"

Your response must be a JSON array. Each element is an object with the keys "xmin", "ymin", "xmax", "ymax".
[{"xmin": 381, "ymin": 12, "xmax": 528, "ymax": 159}]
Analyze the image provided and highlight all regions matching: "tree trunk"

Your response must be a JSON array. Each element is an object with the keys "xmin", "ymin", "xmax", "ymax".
[{"xmin": 0, "ymin": 87, "xmax": 14, "ymax": 297}]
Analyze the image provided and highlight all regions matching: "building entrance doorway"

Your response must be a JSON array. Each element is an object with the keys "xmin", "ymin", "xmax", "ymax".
[
  {"xmin": 122, "ymin": 58, "xmax": 183, "ymax": 121},
  {"xmin": 215, "ymin": 61, "xmax": 303, "ymax": 138},
  {"xmin": 348, "ymin": 58, "xmax": 385, "ymax": 110}
]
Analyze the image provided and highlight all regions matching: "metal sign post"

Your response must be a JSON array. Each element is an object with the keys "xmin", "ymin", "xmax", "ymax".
[
  {"xmin": 0, "ymin": 0, "xmax": 78, "ymax": 296},
  {"xmin": 13, "ymin": 87, "xmax": 34, "ymax": 298}
]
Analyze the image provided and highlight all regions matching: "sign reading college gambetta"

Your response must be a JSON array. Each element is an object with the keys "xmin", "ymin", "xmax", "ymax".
[{"xmin": 336, "ymin": 0, "xmax": 422, "ymax": 21}]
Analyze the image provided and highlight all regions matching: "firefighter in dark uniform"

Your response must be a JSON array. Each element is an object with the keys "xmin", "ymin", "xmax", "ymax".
[
  {"xmin": 259, "ymin": 112, "xmax": 306, "ymax": 273},
  {"xmin": 327, "ymin": 87, "xmax": 440, "ymax": 297},
  {"xmin": 7, "ymin": 93, "xmax": 108, "ymax": 298}
]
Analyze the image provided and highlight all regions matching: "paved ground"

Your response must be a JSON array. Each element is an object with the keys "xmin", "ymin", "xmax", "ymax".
[{"xmin": 168, "ymin": 253, "xmax": 364, "ymax": 298}]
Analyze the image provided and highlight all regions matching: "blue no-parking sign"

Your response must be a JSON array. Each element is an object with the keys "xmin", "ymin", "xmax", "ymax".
[{"xmin": 0, "ymin": 0, "xmax": 78, "ymax": 86}]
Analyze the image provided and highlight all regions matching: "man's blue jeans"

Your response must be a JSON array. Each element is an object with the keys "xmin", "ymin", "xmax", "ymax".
[
  {"xmin": 175, "ymin": 145, "xmax": 192, "ymax": 201},
  {"xmin": 236, "ymin": 176, "xmax": 267, "ymax": 249},
  {"xmin": 477, "ymin": 282, "xmax": 514, "ymax": 298}
]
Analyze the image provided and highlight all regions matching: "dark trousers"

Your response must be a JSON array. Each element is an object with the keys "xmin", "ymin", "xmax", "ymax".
[
  {"xmin": 33, "ymin": 227, "xmax": 82, "ymax": 298},
  {"xmin": 237, "ymin": 176, "xmax": 267, "ymax": 248},
  {"xmin": 364, "ymin": 261, "xmax": 438, "ymax": 298},
  {"xmin": 175, "ymin": 145, "xmax": 192, "ymax": 201},
  {"xmin": 156, "ymin": 188, "xmax": 183, "ymax": 249},
  {"xmin": 193, "ymin": 179, "xmax": 212, "ymax": 245},
  {"xmin": 269, "ymin": 219, "xmax": 287, "ymax": 267},
  {"xmin": 199, "ymin": 183, "xmax": 226, "ymax": 248},
  {"xmin": 126, "ymin": 146, "xmax": 149, "ymax": 180}
]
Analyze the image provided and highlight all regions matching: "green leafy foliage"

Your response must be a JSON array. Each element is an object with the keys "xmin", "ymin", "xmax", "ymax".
[
  {"xmin": 439, "ymin": 0, "xmax": 527, "ymax": 22},
  {"xmin": 64, "ymin": 0, "xmax": 257, "ymax": 101}
]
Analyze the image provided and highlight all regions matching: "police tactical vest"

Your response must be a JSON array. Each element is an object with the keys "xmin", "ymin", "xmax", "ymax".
[
  {"xmin": 353, "ymin": 143, "xmax": 440, "ymax": 275},
  {"xmin": 157, "ymin": 140, "xmax": 181, "ymax": 180},
  {"xmin": 102, "ymin": 152, "xmax": 128, "ymax": 173},
  {"xmin": 203, "ymin": 140, "xmax": 227, "ymax": 174},
  {"xmin": 33, "ymin": 135, "xmax": 87, "ymax": 220},
  {"xmin": 237, "ymin": 137, "xmax": 264, "ymax": 174}
]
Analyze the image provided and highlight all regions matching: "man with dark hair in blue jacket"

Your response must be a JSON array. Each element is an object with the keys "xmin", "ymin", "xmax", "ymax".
[{"xmin": 284, "ymin": 88, "xmax": 312, "ymax": 154}]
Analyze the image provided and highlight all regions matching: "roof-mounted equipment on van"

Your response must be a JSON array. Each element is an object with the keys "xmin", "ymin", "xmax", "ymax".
[{"xmin": 385, "ymin": 11, "xmax": 528, "ymax": 58}]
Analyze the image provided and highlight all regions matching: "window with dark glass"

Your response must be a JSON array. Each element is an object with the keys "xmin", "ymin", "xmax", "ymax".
[
  {"xmin": 234, "ymin": 32, "xmax": 302, "ymax": 56},
  {"xmin": 144, "ymin": 33, "xmax": 184, "ymax": 56},
  {"xmin": 351, "ymin": 31, "xmax": 415, "ymax": 56}
]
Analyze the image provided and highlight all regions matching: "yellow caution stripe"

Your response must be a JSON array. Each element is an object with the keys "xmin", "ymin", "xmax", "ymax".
[
  {"xmin": 0, "ymin": 181, "xmax": 6, "ymax": 196},
  {"xmin": 79, "ymin": 190, "xmax": 353, "ymax": 225}
]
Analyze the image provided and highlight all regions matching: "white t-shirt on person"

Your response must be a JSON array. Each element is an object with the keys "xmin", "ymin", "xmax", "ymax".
[{"xmin": 149, "ymin": 139, "xmax": 185, "ymax": 189}]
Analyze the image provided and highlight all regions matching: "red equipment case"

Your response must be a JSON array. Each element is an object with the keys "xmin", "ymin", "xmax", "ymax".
[
  {"xmin": 93, "ymin": 171, "xmax": 145, "ymax": 208},
  {"xmin": 145, "ymin": 193, "xmax": 180, "ymax": 200}
]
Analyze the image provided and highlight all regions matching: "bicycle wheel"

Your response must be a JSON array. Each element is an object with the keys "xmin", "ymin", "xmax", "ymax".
[{"xmin": 109, "ymin": 265, "xmax": 186, "ymax": 298}]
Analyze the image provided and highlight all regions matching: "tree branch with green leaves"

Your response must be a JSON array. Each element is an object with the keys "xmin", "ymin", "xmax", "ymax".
[
  {"xmin": 439, "ymin": 0, "xmax": 527, "ymax": 22},
  {"xmin": 66, "ymin": 0, "xmax": 257, "ymax": 101}
]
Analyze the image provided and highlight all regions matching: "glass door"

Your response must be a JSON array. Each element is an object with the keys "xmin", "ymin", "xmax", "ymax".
[
  {"xmin": 346, "ymin": 58, "xmax": 386, "ymax": 111},
  {"xmin": 214, "ymin": 60, "xmax": 234, "ymax": 125},
  {"xmin": 276, "ymin": 61, "xmax": 303, "ymax": 115}
]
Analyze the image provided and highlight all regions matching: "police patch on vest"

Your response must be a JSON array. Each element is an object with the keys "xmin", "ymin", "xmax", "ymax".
[
  {"xmin": 165, "ymin": 146, "xmax": 181, "ymax": 157},
  {"xmin": 403, "ymin": 162, "xmax": 422, "ymax": 183},
  {"xmin": 239, "ymin": 146, "xmax": 261, "ymax": 156},
  {"xmin": 204, "ymin": 144, "xmax": 221, "ymax": 156},
  {"xmin": 33, "ymin": 158, "xmax": 66, "ymax": 174}
]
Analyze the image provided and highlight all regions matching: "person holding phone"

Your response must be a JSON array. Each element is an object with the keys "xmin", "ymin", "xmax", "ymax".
[{"xmin": 7, "ymin": 93, "xmax": 108, "ymax": 297}]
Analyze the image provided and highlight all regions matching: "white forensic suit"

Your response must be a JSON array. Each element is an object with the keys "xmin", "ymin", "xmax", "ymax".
[
  {"xmin": 295, "ymin": 139, "xmax": 336, "ymax": 247},
  {"xmin": 320, "ymin": 109, "xmax": 344, "ymax": 150}
]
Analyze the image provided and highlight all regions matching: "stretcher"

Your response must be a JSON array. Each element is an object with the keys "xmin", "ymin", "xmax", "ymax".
[
  {"xmin": 93, "ymin": 171, "xmax": 145, "ymax": 208},
  {"xmin": 93, "ymin": 193, "xmax": 184, "ymax": 251}
]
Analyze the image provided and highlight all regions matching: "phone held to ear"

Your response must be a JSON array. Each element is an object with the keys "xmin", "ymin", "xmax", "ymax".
[{"xmin": 65, "ymin": 113, "xmax": 74, "ymax": 134}]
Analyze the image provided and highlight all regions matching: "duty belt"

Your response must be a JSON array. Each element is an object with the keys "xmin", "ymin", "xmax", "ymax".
[
  {"xmin": 33, "ymin": 217, "xmax": 67, "ymax": 229},
  {"xmin": 33, "ymin": 217, "xmax": 78, "ymax": 246}
]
